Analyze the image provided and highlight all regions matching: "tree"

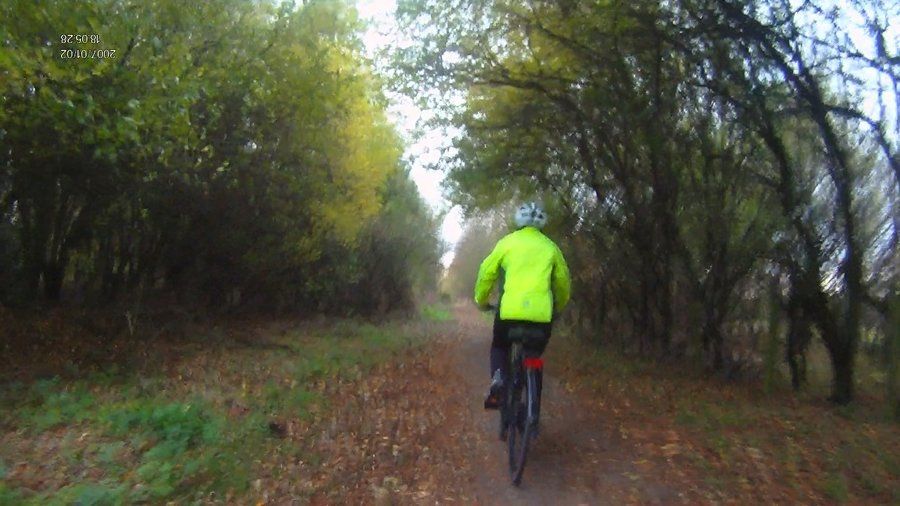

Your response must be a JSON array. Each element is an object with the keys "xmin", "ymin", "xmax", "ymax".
[
  {"xmin": 0, "ymin": 0, "xmax": 440, "ymax": 315},
  {"xmin": 396, "ymin": 0, "xmax": 898, "ymax": 403}
]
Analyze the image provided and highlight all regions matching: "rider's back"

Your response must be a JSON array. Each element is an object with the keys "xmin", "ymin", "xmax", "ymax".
[{"xmin": 474, "ymin": 226, "xmax": 570, "ymax": 323}]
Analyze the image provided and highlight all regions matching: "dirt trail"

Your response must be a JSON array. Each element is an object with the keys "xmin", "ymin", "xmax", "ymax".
[
  {"xmin": 443, "ymin": 304, "xmax": 678, "ymax": 505},
  {"xmin": 314, "ymin": 304, "xmax": 685, "ymax": 504}
]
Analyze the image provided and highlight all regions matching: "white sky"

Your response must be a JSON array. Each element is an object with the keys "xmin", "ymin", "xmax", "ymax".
[{"xmin": 356, "ymin": 0, "xmax": 463, "ymax": 267}]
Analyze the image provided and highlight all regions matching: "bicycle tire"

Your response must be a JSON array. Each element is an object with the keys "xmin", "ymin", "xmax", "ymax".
[
  {"xmin": 505, "ymin": 344, "xmax": 520, "ymax": 471},
  {"xmin": 506, "ymin": 343, "xmax": 532, "ymax": 486},
  {"xmin": 512, "ymin": 417, "xmax": 533, "ymax": 486}
]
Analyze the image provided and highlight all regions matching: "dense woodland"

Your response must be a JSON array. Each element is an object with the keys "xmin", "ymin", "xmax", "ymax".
[
  {"xmin": 412, "ymin": 0, "xmax": 899, "ymax": 407},
  {"xmin": 0, "ymin": 0, "xmax": 900, "ymax": 506},
  {"xmin": 1, "ymin": 0, "xmax": 898, "ymax": 412},
  {"xmin": 0, "ymin": 1, "xmax": 897, "ymax": 503},
  {"xmin": 0, "ymin": 0, "xmax": 442, "ymax": 315}
]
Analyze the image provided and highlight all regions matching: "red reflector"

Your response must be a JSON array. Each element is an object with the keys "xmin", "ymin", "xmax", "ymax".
[{"xmin": 523, "ymin": 357, "xmax": 544, "ymax": 370}]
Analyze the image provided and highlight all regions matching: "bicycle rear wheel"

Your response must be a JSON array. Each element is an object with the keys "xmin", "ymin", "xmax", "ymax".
[
  {"xmin": 509, "ymin": 409, "xmax": 533, "ymax": 485},
  {"xmin": 506, "ymin": 345, "xmax": 532, "ymax": 486}
]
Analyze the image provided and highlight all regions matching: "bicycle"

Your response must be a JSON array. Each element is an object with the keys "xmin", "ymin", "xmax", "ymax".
[{"xmin": 482, "ymin": 304, "xmax": 546, "ymax": 486}]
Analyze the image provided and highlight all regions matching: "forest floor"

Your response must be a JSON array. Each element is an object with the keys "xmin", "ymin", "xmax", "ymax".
[{"xmin": 0, "ymin": 303, "xmax": 897, "ymax": 504}]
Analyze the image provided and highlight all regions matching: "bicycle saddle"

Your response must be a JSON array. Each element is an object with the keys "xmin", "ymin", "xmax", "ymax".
[{"xmin": 507, "ymin": 326, "xmax": 547, "ymax": 348}]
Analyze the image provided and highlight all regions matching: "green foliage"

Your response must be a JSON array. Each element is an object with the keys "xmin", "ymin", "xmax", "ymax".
[
  {"xmin": 397, "ymin": 0, "xmax": 898, "ymax": 403},
  {"xmin": 100, "ymin": 401, "xmax": 223, "ymax": 450},
  {"xmin": 444, "ymin": 209, "xmax": 509, "ymax": 299},
  {"xmin": 17, "ymin": 378, "xmax": 95, "ymax": 432},
  {"xmin": 9, "ymin": 375, "xmax": 244, "ymax": 502},
  {"xmin": 261, "ymin": 381, "xmax": 320, "ymax": 415},
  {"xmin": 823, "ymin": 472, "xmax": 850, "ymax": 503},
  {"xmin": 1, "ymin": 319, "xmax": 432, "ymax": 503},
  {"xmin": 0, "ymin": 0, "xmax": 439, "ymax": 313},
  {"xmin": 420, "ymin": 303, "xmax": 452, "ymax": 322},
  {"xmin": 314, "ymin": 167, "xmax": 443, "ymax": 315},
  {"xmin": 674, "ymin": 402, "xmax": 747, "ymax": 431},
  {"xmin": 51, "ymin": 482, "xmax": 127, "ymax": 506},
  {"xmin": 0, "ymin": 482, "xmax": 23, "ymax": 506}
]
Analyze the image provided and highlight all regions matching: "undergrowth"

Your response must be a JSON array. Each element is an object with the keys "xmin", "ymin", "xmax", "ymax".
[
  {"xmin": 420, "ymin": 303, "xmax": 453, "ymax": 322},
  {"xmin": 551, "ymin": 332, "xmax": 899, "ymax": 504},
  {"xmin": 0, "ymin": 318, "xmax": 432, "ymax": 504}
]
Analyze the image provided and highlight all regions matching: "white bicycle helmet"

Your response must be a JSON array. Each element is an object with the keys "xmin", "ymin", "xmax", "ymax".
[{"xmin": 514, "ymin": 202, "xmax": 547, "ymax": 229}]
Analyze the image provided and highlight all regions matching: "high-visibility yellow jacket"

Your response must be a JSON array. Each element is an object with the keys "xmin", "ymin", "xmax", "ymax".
[{"xmin": 474, "ymin": 226, "xmax": 571, "ymax": 322}]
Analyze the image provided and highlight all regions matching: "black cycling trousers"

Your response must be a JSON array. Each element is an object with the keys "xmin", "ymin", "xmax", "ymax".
[{"xmin": 490, "ymin": 314, "xmax": 552, "ymax": 379}]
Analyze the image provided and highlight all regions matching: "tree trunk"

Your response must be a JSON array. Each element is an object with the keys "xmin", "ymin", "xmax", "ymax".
[
  {"xmin": 828, "ymin": 343, "xmax": 854, "ymax": 405},
  {"xmin": 785, "ymin": 342, "xmax": 807, "ymax": 390},
  {"xmin": 786, "ymin": 295, "xmax": 812, "ymax": 390},
  {"xmin": 42, "ymin": 257, "xmax": 65, "ymax": 301},
  {"xmin": 710, "ymin": 326, "xmax": 724, "ymax": 371},
  {"xmin": 702, "ymin": 302, "xmax": 724, "ymax": 371},
  {"xmin": 886, "ymin": 295, "xmax": 899, "ymax": 420},
  {"xmin": 18, "ymin": 201, "xmax": 44, "ymax": 299},
  {"xmin": 657, "ymin": 257, "xmax": 673, "ymax": 356},
  {"xmin": 638, "ymin": 264, "xmax": 653, "ymax": 355}
]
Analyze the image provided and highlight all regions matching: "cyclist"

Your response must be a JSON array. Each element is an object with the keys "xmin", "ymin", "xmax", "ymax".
[{"xmin": 474, "ymin": 202, "xmax": 571, "ymax": 413}]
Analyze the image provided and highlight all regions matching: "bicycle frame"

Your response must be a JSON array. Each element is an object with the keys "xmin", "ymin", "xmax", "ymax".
[
  {"xmin": 523, "ymin": 354, "xmax": 543, "ymax": 423},
  {"xmin": 504, "ymin": 327, "xmax": 546, "ymax": 485},
  {"xmin": 509, "ymin": 346, "xmax": 543, "ymax": 431},
  {"xmin": 478, "ymin": 304, "xmax": 547, "ymax": 485}
]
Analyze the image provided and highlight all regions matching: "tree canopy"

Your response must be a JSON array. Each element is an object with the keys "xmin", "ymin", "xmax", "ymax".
[
  {"xmin": 0, "ymin": 0, "xmax": 441, "ymax": 314},
  {"xmin": 399, "ymin": 0, "xmax": 898, "ymax": 404}
]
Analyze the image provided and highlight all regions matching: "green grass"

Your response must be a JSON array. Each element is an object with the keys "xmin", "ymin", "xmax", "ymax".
[
  {"xmin": 674, "ymin": 400, "xmax": 751, "ymax": 431},
  {"xmin": 0, "ymin": 483, "xmax": 24, "ymax": 506},
  {"xmin": 420, "ymin": 303, "xmax": 453, "ymax": 322},
  {"xmin": 0, "ymin": 318, "xmax": 427, "ymax": 504},
  {"xmin": 823, "ymin": 471, "xmax": 850, "ymax": 502},
  {"xmin": 4, "ymin": 384, "xmax": 258, "ymax": 504},
  {"xmin": 14, "ymin": 378, "xmax": 96, "ymax": 432}
]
